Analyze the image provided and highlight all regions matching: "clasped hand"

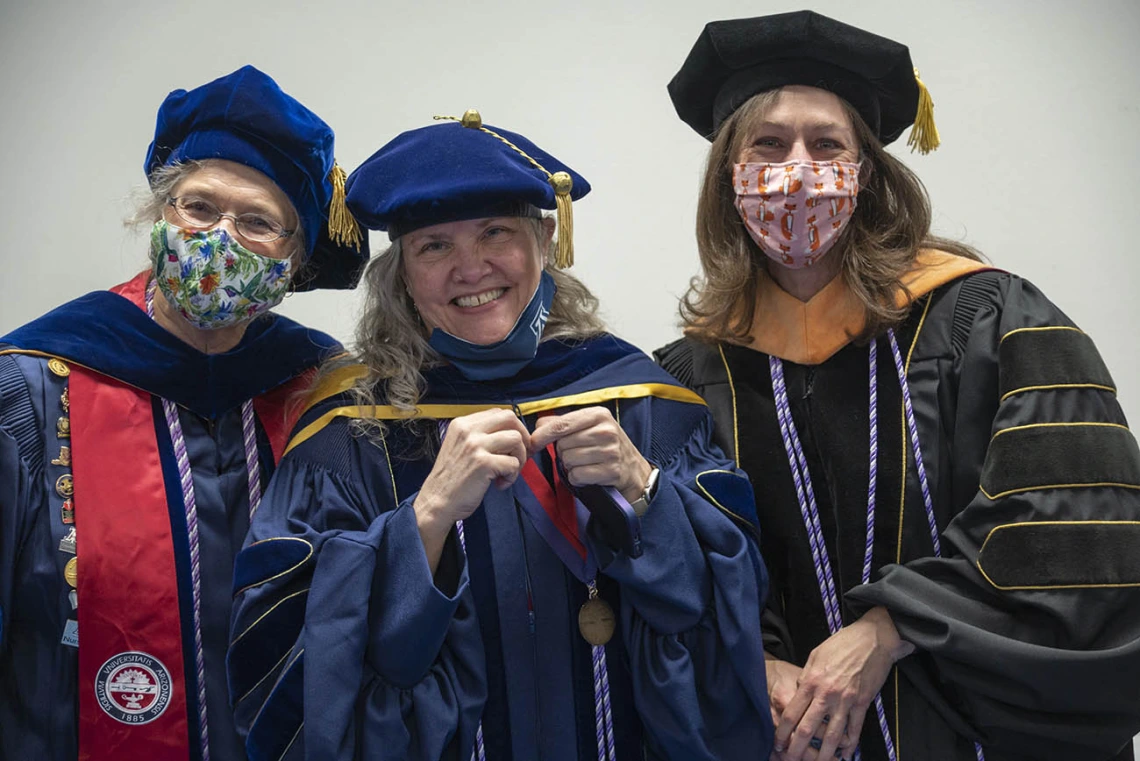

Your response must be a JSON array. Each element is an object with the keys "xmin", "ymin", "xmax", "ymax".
[
  {"xmin": 770, "ymin": 607, "xmax": 913, "ymax": 761},
  {"xmin": 412, "ymin": 407, "xmax": 650, "ymax": 570}
]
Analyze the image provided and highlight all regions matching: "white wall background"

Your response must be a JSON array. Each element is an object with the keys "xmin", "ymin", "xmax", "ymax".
[
  {"xmin": 0, "ymin": 0, "xmax": 1137, "ymax": 384},
  {"xmin": 1, "ymin": 0, "xmax": 1137, "ymax": 425},
  {"xmin": 1, "ymin": 0, "xmax": 1138, "ymax": 750}
]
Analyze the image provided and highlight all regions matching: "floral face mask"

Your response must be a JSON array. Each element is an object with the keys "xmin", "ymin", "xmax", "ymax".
[
  {"xmin": 150, "ymin": 220, "xmax": 293, "ymax": 330},
  {"xmin": 733, "ymin": 160, "xmax": 861, "ymax": 269}
]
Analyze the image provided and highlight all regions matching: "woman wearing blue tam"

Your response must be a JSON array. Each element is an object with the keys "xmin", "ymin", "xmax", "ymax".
[
  {"xmin": 657, "ymin": 11, "xmax": 1140, "ymax": 761},
  {"xmin": 0, "ymin": 65, "xmax": 366, "ymax": 761},
  {"xmin": 228, "ymin": 111, "xmax": 773, "ymax": 760}
]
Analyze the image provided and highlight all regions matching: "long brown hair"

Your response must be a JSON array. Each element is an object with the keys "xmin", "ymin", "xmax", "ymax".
[{"xmin": 681, "ymin": 89, "xmax": 982, "ymax": 344}]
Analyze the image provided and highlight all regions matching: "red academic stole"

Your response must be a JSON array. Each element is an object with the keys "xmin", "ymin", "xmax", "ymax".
[
  {"xmin": 70, "ymin": 275, "xmax": 309, "ymax": 759},
  {"xmin": 72, "ymin": 368, "xmax": 188, "ymax": 759},
  {"xmin": 521, "ymin": 447, "xmax": 587, "ymax": 559},
  {"xmin": 517, "ymin": 443, "xmax": 596, "ymax": 583}
]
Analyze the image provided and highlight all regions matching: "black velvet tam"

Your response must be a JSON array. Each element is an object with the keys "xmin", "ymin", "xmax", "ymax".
[{"xmin": 668, "ymin": 10, "xmax": 920, "ymax": 143}]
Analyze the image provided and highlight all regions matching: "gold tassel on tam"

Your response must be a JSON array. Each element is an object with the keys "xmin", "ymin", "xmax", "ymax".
[
  {"xmin": 549, "ymin": 171, "xmax": 574, "ymax": 268},
  {"xmin": 907, "ymin": 69, "xmax": 941, "ymax": 155},
  {"xmin": 434, "ymin": 109, "xmax": 578, "ymax": 268},
  {"xmin": 327, "ymin": 162, "xmax": 364, "ymax": 250}
]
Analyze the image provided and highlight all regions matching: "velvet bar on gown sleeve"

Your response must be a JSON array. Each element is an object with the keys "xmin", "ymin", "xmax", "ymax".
[{"xmin": 848, "ymin": 276, "xmax": 1140, "ymax": 761}]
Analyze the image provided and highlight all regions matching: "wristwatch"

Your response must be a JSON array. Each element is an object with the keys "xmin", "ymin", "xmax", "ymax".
[{"xmin": 628, "ymin": 466, "xmax": 660, "ymax": 518}]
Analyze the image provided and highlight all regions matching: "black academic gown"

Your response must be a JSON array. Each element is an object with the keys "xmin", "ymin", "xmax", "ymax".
[{"xmin": 657, "ymin": 270, "xmax": 1140, "ymax": 761}]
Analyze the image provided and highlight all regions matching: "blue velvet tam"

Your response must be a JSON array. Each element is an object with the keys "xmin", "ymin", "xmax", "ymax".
[
  {"xmin": 144, "ymin": 65, "xmax": 368, "ymax": 290},
  {"xmin": 345, "ymin": 114, "xmax": 590, "ymax": 243}
]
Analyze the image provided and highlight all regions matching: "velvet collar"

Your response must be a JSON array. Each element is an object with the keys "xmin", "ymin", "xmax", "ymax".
[
  {"xmin": 420, "ymin": 333, "xmax": 664, "ymax": 404},
  {"xmin": 694, "ymin": 250, "xmax": 993, "ymax": 365},
  {"xmin": 1, "ymin": 272, "xmax": 339, "ymax": 419}
]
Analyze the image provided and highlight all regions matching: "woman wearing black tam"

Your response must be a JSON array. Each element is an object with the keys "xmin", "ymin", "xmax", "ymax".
[
  {"xmin": 0, "ymin": 66, "xmax": 367, "ymax": 761},
  {"xmin": 657, "ymin": 11, "xmax": 1140, "ymax": 761},
  {"xmin": 229, "ymin": 111, "xmax": 774, "ymax": 760}
]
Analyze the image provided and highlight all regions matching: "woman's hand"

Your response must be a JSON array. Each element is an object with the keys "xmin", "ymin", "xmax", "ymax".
[
  {"xmin": 529, "ymin": 407, "xmax": 651, "ymax": 503},
  {"xmin": 773, "ymin": 607, "xmax": 913, "ymax": 761},
  {"xmin": 413, "ymin": 409, "xmax": 530, "ymax": 571},
  {"xmin": 765, "ymin": 656, "xmax": 803, "ymax": 735}
]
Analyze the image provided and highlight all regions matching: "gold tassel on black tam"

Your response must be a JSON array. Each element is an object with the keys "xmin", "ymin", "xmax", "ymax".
[{"xmin": 907, "ymin": 69, "xmax": 941, "ymax": 155}]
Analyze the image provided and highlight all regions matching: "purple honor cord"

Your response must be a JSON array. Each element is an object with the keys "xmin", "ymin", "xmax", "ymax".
[
  {"xmin": 885, "ymin": 333, "xmax": 986, "ymax": 761},
  {"xmin": 885, "ymin": 332, "xmax": 941, "ymax": 559},
  {"xmin": 242, "ymin": 399, "xmax": 264, "ymax": 518},
  {"xmin": 770, "ymin": 357, "xmax": 843, "ymax": 636},
  {"xmin": 147, "ymin": 280, "xmax": 262, "ymax": 761},
  {"xmin": 769, "ymin": 330, "xmax": 984, "ymax": 760},
  {"xmin": 589, "ymin": 577, "xmax": 618, "ymax": 761},
  {"xmin": 864, "ymin": 339, "xmax": 896, "ymax": 761}
]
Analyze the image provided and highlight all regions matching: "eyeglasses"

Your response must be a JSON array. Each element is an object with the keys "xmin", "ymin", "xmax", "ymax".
[{"xmin": 166, "ymin": 196, "xmax": 294, "ymax": 243}]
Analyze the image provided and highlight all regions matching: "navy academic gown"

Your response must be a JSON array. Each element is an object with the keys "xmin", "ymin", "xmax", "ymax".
[
  {"xmin": 0, "ymin": 275, "xmax": 337, "ymax": 761},
  {"xmin": 228, "ymin": 335, "xmax": 774, "ymax": 761}
]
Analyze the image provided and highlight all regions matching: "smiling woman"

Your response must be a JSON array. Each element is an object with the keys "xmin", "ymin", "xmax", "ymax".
[
  {"xmin": 227, "ymin": 111, "xmax": 776, "ymax": 761},
  {"xmin": 403, "ymin": 215, "xmax": 550, "ymax": 345},
  {"xmin": 348, "ymin": 211, "xmax": 605, "ymax": 423}
]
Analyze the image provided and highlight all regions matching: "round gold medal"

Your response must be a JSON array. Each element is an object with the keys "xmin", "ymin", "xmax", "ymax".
[
  {"xmin": 578, "ymin": 597, "xmax": 615, "ymax": 646},
  {"xmin": 48, "ymin": 358, "xmax": 71, "ymax": 377},
  {"xmin": 64, "ymin": 557, "xmax": 78, "ymax": 588}
]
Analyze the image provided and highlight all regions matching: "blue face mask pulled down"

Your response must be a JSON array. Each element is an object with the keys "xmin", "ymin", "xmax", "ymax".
[{"xmin": 429, "ymin": 270, "xmax": 556, "ymax": 381}]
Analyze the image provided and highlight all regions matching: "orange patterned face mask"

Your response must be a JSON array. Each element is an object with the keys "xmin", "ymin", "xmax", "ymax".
[{"xmin": 732, "ymin": 160, "xmax": 861, "ymax": 269}]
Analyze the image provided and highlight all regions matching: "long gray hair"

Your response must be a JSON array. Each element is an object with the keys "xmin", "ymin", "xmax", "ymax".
[{"xmin": 336, "ymin": 216, "xmax": 606, "ymax": 435}]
